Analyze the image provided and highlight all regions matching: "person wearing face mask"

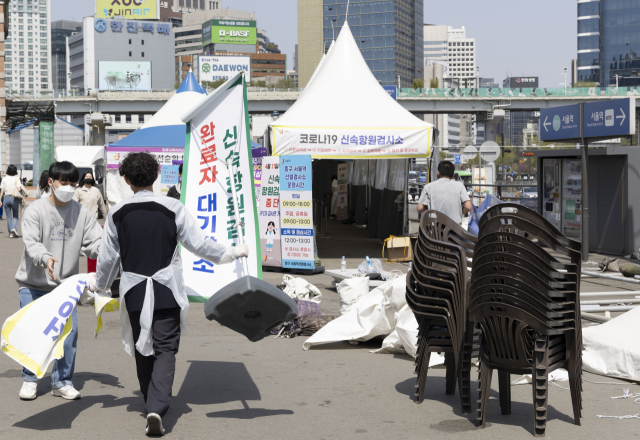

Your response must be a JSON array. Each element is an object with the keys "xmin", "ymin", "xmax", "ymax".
[
  {"xmin": 166, "ymin": 163, "xmax": 182, "ymax": 201},
  {"xmin": 73, "ymin": 172, "xmax": 107, "ymax": 219},
  {"xmin": 13, "ymin": 161, "xmax": 103, "ymax": 402}
]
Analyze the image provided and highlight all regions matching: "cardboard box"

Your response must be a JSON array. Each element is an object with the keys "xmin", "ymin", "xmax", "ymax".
[{"xmin": 384, "ymin": 236, "xmax": 415, "ymax": 263}]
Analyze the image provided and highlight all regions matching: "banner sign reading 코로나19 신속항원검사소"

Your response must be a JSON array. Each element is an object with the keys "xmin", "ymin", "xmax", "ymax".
[
  {"xmin": 180, "ymin": 74, "xmax": 262, "ymax": 302},
  {"xmin": 258, "ymin": 157, "xmax": 282, "ymax": 267},
  {"xmin": 279, "ymin": 155, "xmax": 314, "ymax": 269}
]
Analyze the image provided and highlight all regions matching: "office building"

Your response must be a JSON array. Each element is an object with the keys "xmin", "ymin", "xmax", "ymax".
[
  {"xmin": 51, "ymin": 20, "xmax": 81, "ymax": 93},
  {"xmin": 577, "ymin": 1, "xmax": 640, "ymax": 87},
  {"xmin": 299, "ymin": 0, "xmax": 423, "ymax": 88},
  {"xmin": 68, "ymin": 17, "xmax": 175, "ymax": 93},
  {"xmin": 446, "ymin": 26, "xmax": 477, "ymax": 88},
  {"xmin": 294, "ymin": 43, "xmax": 298, "ymax": 73},
  {"xmin": 498, "ymin": 110, "xmax": 540, "ymax": 146},
  {"xmin": 174, "ymin": 8, "xmax": 255, "ymax": 83},
  {"xmin": 5, "ymin": 0, "xmax": 52, "ymax": 95},
  {"xmin": 0, "ymin": 0, "xmax": 9, "ymax": 174}
]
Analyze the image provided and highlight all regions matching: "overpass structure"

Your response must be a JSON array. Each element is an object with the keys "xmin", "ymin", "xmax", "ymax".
[{"xmin": 12, "ymin": 87, "xmax": 640, "ymax": 116}]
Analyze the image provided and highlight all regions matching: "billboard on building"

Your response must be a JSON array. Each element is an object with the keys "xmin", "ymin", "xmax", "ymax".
[
  {"xmin": 96, "ymin": 0, "xmax": 160, "ymax": 20},
  {"xmin": 503, "ymin": 77, "xmax": 539, "ymax": 88},
  {"xmin": 202, "ymin": 19, "xmax": 257, "ymax": 46},
  {"xmin": 98, "ymin": 61, "xmax": 152, "ymax": 91},
  {"xmin": 198, "ymin": 55, "xmax": 251, "ymax": 83}
]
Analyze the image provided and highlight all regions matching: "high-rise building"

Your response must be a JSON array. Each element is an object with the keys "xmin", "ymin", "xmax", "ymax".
[
  {"xmin": 0, "ymin": 0, "xmax": 9, "ymax": 174},
  {"xmin": 446, "ymin": 26, "xmax": 477, "ymax": 88},
  {"xmin": 577, "ymin": 1, "xmax": 640, "ymax": 87},
  {"xmin": 51, "ymin": 20, "xmax": 81, "ymax": 93},
  {"xmin": 5, "ymin": 0, "xmax": 52, "ymax": 95},
  {"xmin": 299, "ymin": 0, "xmax": 423, "ymax": 88}
]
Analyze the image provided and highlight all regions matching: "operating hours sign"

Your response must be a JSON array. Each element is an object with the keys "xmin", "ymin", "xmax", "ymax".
[{"xmin": 279, "ymin": 155, "xmax": 314, "ymax": 269}]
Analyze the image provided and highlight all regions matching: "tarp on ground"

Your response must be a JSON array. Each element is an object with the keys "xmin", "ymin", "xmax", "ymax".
[
  {"xmin": 271, "ymin": 22, "xmax": 432, "ymax": 159},
  {"xmin": 582, "ymin": 307, "xmax": 640, "ymax": 381}
]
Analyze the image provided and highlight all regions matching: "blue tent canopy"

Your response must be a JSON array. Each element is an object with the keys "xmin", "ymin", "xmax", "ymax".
[{"xmin": 110, "ymin": 125, "xmax": 185, "ymax": 148}]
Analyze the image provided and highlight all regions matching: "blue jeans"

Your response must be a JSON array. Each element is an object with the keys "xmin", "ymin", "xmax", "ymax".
[
  {"xmin": 19, "ymin": 288, "xmax": 78, "ymax": 388},
  {"xmin": 4, "ymin": 195, "xmax": 20, "ymax": 234}
]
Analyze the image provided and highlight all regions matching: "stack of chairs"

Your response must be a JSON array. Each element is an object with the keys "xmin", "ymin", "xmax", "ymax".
[
  {"xmin": 407, "ymin": 210, "xmax": 478, "ymax": 413},
  {"xmin": 470, "ymin": 203, "xmax": 582, "ymax": 437}
]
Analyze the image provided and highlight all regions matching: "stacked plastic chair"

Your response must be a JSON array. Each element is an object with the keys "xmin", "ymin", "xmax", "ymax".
[
  {"xmin": 470, "ymin": 203, "xmax": 582, "ymax": 437},
  {"xmin": 407, "ymin": 210, "xmax": 478, "ymax": 413}
]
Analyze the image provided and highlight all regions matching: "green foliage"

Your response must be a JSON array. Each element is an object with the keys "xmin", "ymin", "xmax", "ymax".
[
  {"xmin": 412, "ymin": 78, "xmax": 424, "ymax": 89},
  {"xmin": 265, "ymin": 43, "xmax": 280, "ymax": 53},
  {"xmin": 429, "ymin": 78, "xmax": 439, "ymax": 89},
  {"xmin": 275, "ymin": 77, "xmax": 296, "ymax": 89},
  {"xmin": 201, "ymin": 79, "xmax": 227, "ymax": 90}
]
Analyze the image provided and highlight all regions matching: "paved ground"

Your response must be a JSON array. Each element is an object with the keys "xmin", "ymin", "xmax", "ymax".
[{"xmin": 1, "ymin": 216, "xmax": 640, "ymax": 439}]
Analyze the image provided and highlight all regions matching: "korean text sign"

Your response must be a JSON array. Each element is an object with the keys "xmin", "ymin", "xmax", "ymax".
[
  {"xmin": 279, "ymin": 155, "xmax": 314, "ymax": 269},
  {"xmin": 181, "ymin": 76, "xmax": 261, "ymax": 302},
  {"xmin": 258, "ymin": 157, "xmax": 283, "ymax": 267},
  {"xmin": 337, "ymin": 163, "xmax": 348, "ymax": 221}
]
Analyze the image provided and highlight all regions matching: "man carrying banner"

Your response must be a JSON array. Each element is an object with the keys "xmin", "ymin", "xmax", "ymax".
[
  {"xmin": 93, "ymin": 152, "xmax": 248, "ymax": 436},
  {"xmin": 15, "ymin": 161, "xmax": 103, "ymax": 401}
]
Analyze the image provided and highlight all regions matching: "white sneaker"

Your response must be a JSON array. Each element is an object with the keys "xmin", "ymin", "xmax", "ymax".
[
  {"xmin": 146, "ymin": 413, "xmax": 165, "ymax": 436},
  {"xmin": 11, "ymin": 228, "xmax": 19, "ymax": 237},
  {"xmin": 51, "ymin": 385, "xmax": 81, "ymax": 400},
  {"xmin": 9, "ymin": 233, "xmax": 15, "ymax": 238},
  {"xmin": 19, "ymin": 381, "xmax": 38, "ymax": 400}
]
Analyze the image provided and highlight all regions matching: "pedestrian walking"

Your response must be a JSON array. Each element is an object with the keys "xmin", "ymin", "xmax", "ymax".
[
  {"xmin": 416, "ymin": 160, "xmax": 472, "ymax": 225},
  {"xmin": 93, "ymin": 152, "xmax": 248, "ymax": 436},
  {"xmin": 0, "ymin": 175, "xmax": 4, "ymax": 220},
  {"xmin": 73, "ymin": 171, "xmax": 107, "ymax": 219},
  {"xmin": 14, "ymin": 161, "xmax": 103, "ymax": 401},
  {"xmin": 166, "ymin": 163, "xmax": 182, "ymax": 200},
  {"xmin": 35, "ymin": 171, "xmax": 51, "ymax": 200},
  {"xmin": 0, "ymin": 165, "xmax": 27, "ymax": 238}
]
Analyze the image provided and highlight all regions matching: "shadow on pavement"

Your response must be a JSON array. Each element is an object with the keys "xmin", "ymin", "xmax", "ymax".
[
  {"xmin": 13, "ymin": 361, "xmax": 293, "ymax": 433},
  {"xmin": 395, "ymin": 376, "xmax": 577, "ymax": 436}
]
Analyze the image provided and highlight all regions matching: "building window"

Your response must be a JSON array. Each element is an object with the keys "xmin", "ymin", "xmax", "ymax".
[
  {"xmin": 126, "ymin": 114, "xmax": 132, "ymax": 123},
  {"xmin": 129, "ymin": 51, "xmax": 132, "ymax": 56},
  {"xmin": 141, "ymin": 52, "xmax": 144, "ymax": 57},
  {"xmin": 129, "ymin": 39, "xmax": 132, "ymax": 44},
  {"xmin": 200, "ymin": 0, "xmax": 204, "ymax": 8},
  {"xmin": 141, "ymin": 40, "xmax": 144, "ymax": 45}
]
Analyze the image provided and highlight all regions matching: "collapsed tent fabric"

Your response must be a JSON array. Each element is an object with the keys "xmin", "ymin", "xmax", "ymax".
[
  {"xmin": 272, "ymin": 22, "xmax": 432, "ymax": 159},
  {"xmin": 582, "ymin": 307, "xmax": 640, "ymax": 381}
]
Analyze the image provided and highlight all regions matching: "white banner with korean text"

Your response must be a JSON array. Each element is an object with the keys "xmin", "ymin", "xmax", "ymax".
[
  {"xmin": 181, "ymin": 76, "xmax": 262, "ymax": 302},
  {"xmin": 272, "ymin": 126, "xmax": 432, "ymax": 159},
  {"xmin": 258, "ymin": 157, "xmax": 282, "ymax": 267}
]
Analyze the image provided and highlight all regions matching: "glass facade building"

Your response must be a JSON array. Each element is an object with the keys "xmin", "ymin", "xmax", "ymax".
[
  {"xmin": 51, "ymin": 20, "xmax": 81, "ymax": 92},
  {"xmin": 577, "ymin": 0, "xmax": 640, "ymax": 87},
  {"xmin": 322, "ymin": 0, "xmax": 423, "ymax": 87}
]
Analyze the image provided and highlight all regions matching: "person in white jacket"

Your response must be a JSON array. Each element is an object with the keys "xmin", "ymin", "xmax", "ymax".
[{"xmin": 93, "ymin": 152, "xmax": 248, "ymax": 436}]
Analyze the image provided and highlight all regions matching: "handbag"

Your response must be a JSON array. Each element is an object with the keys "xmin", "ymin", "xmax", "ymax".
[{"xmin": 11, "ymin": 177, "xmax": 29, "ymax": 199}]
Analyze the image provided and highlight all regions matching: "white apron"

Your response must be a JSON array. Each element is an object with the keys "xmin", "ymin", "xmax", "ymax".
[{"xmin": 118, "ymin": 246, "xmax": 189, "ymax": 357}]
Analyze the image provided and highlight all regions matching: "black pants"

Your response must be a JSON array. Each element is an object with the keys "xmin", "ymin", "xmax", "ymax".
[{"xmin": 129, "ymin": 307, "xmax": 181, "ymax": 418}]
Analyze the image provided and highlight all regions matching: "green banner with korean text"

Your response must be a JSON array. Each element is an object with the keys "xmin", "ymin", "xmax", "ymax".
[{"xmin": 39, "ymin": 121, "xmax": 55, "ymax": 176}]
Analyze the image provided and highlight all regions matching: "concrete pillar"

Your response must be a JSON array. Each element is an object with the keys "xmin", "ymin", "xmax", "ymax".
[{"xmin": 483, "ymin": 109, "xmax": 505, "ymax": 143}]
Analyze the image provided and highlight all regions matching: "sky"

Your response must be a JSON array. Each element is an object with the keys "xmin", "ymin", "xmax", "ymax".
[{"xmin": 52, "ymin": 0, "xmax": 577, "ymax": 88}]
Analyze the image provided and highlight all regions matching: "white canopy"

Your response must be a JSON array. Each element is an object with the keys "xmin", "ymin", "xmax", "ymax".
[{"xmin": 272, "ymin": 22, "xmax": 432, "ymax": 159}]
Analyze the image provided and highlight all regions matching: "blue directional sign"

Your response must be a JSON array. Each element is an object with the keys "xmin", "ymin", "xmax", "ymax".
[
  {"xmin": 454, "ymin": 154, "xmax": 462, "ymax": 164},
  {"xmin": 584, "ymin": 98, "xmax": 636, "ymax": 139},
  {"xmin": 539, "ymin": 104, "xmax": 581, "ymax": 142},
  {"xmin": 382, "ymin": 86, "xmax": 397, "ymax": 101}
]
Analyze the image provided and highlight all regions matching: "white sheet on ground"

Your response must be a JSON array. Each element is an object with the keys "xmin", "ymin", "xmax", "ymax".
[
  {"xmin": 510, "ymin": 369, "xmax": 569, "ymax": 385},
  {"xmin": 282, "ymin": 275, "xmax": 322, "ymax": 304},
  {"xmin": 582, "ymin": 307, "xmax": 640, "ymax": 381},
  {"xmin": 303, "ymin": 276, "xmax": 406, "ymax": 350}
]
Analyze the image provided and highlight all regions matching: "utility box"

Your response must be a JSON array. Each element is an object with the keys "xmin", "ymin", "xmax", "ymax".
[{"xmin": 527, "ymin": 146, "xmax": 639, "ymax": 256}]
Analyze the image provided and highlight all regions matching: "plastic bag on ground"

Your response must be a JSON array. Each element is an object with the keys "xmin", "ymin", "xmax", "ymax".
[
  {"xmin": 303, "ymin": 276, "xmax": 406, "ymax": 350},
  {"xmin": 357, "ymin": 258, "xmax": 384, "ymax": 276},
  {"xmin": 337, "ymin": 277, "xmax": 369, "ymax": 316},
  {"xmin": 281, "ymin": 275, "xmax": 322, "ymax": 303},
  {"xmin": 582, "ymin": 306, "xmax": 640, "ymax": 381}
]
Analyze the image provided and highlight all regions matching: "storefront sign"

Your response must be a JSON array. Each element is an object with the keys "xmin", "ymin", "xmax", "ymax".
[
  {"xmin": 106, "ymin": 146, "xmax": 183, "ymax": 169},
  {"xmin": 258, "ymin": 157, "xmax": 282, "ymax": 267},
  {"xmin": 181, "ymin": 75, "xmax": 261, "ymax": 302},
  {"xmin": 279, "ymin": 155, "xmax": 314, "ymax": 269},
  {"xmin": 199, "ymin": 55, "xmax": 251, "ymax": 83},
  {"xmin": 337, "ymin": 163, "xmax": 348, "ymax": 220}
]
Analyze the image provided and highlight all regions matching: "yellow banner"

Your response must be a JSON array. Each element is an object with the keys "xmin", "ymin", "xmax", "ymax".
[{"xmin": 96, "ymin": 0, "xmax": 159, "ymax": 20}]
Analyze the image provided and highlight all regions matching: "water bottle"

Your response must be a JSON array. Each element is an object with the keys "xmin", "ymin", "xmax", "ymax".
[{"xmin": 341, "ymin": 256, "xmax": 346, "ymax": 273}]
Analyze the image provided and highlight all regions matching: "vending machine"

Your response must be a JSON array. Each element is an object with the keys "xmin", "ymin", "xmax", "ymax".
[{"xmin": 540, "ymin": 158, "xmax": 582, "ymax": 240}]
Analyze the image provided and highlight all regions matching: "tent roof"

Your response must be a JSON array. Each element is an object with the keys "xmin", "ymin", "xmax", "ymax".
[
  {"xmin": 110, "ymin": 71, "xmax": 205, "ymax": 148},
  {"xmin": 273, "ymin": 23, "xmax": 431, "ymax": 130}
]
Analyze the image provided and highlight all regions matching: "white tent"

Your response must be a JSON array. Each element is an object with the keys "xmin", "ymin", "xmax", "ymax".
[{"xmin": 271, "ymin": 22, "xmax": 432, "ymax": 159}]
